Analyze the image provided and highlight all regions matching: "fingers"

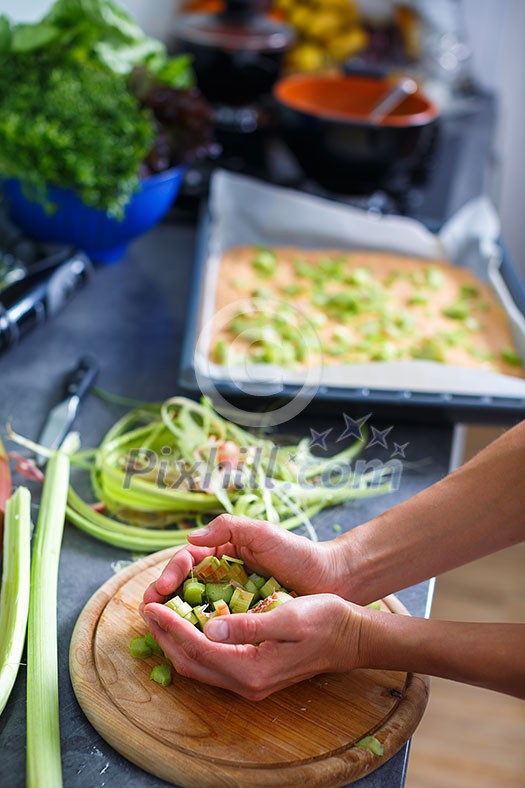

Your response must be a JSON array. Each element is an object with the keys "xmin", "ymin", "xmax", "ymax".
[
  {"xmin": 188, "ymin": 514, "xmax": 294, "ymax": 556},
  {"xmin": 143, "ymin": 544, "xmax": 215, "ymax": 604},
  {"xmin": 205, "ymin": 599, "xmax": 304, "ymax": 645},
  {"xmin": 142, "ymin": 602, "xmax": 288, "ymax": 700}
]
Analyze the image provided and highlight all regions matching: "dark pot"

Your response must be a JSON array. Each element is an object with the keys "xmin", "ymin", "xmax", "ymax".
[
  {"xmin": 273, "ymin": 74, "xmax": 439, "ymax": 192},
  {"xmin": 173, "ymin": 1, "xmax": 294, "ymax": 107}
]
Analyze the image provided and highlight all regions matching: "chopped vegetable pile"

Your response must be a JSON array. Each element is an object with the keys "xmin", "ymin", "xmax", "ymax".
[
  {"xmin": 211, "ymin": 246, "xmax": 523, "ymax": 376},
  {"xmin": 164, "ymin": 553, "xmax": 296, "ymax": 627},
  {"xmin": 63, "ymin": 395, "xmax": 395, "ymax": 552},
  {"xmin": 130, "ymin": 555, "xmax": 297, "ymax": 685},
  {"xmin": 0, "ymin": 0, "xmax": 214, "ymax": 216}
]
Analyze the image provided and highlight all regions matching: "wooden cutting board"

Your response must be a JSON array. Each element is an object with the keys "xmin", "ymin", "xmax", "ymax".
[{"xmin": 70, "ymin": 548, "xmax": 429, "ymax": 788}]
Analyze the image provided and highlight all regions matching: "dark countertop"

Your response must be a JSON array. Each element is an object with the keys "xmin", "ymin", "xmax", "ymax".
[{"xmin": 0, "ymin": 221, "xmax": 454, "ymax": 788}]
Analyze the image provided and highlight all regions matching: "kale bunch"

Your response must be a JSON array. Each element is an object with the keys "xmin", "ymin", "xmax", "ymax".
[{"xmin": 0, "ymin": 0, "xmax": 207, "ymax": 218}]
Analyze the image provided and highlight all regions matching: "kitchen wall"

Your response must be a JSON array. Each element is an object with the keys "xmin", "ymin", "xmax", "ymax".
[{"xmin": 2, "ymin": 0, "xmax": 524, "ymax": 283}]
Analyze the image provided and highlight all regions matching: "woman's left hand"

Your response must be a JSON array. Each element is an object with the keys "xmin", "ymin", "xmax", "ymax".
[{"xmin": 141, "ymin": 593, "xmax": 366, "ymax": 700}]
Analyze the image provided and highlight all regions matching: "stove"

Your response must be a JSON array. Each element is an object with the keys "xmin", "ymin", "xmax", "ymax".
[{"xmin": 176, "ymin": 90, "xmax": 496, "ymax": 232}]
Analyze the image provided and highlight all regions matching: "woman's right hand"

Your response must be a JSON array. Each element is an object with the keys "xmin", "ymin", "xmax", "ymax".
[{"xmin": 143, "ymin": 513, "xmax": 341, "ymax": 607}]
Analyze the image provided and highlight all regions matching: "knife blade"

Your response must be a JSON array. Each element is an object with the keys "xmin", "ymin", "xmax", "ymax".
[{"xmin": 36, "ymin": 356, "xmax": 99, "ymax": 465}]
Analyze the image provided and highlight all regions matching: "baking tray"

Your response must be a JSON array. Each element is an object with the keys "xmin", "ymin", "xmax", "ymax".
[{"xmin": 179, "ymin": 172, "xmax": 525, "ymax": 424}]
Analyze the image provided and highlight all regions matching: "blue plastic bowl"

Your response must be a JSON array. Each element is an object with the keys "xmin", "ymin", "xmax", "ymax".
[{"xmin": 2, "ymin": 165, "xmax": 185, "ymax": 264}]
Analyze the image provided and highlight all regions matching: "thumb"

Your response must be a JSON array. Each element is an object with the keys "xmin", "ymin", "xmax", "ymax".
[
  {"xmin": 188, "ymin": 513, "xmax": 288, "ymax": 551},
  {"xmin": 204, "ymin": 602, "xmax": 300, "ymax": 645}
]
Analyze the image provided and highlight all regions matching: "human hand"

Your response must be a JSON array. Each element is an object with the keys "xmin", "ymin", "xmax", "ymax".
[
  {"xmin": 143, "ymin": 513, "xmax": 341, "ymax": 608},
  {"xmin": 141, "ymin": 592, "xmax": 367, "ymax": 700}
]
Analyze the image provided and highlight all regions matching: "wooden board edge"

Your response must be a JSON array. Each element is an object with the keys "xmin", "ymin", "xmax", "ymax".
[{"xmin": 69, "ymin": 548, "xmax": 430, "ymax": 787}]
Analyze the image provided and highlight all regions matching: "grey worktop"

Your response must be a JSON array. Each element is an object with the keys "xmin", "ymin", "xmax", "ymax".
[{"xmin": 0, "ymin": 221, "xmax": 453, "ymax": 788}]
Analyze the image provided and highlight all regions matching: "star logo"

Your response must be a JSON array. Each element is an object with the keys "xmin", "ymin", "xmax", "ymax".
[
  {"xmin": 309, "ymin": 427, "xmax": 333, "ymax": 451},
  {"xmin": 366, "ymin": 425, "xmax": 394, "ymax": 450},
  {"xmin": 336, "ymin": 413, "xmax": 371, "ymax": 443},
  {"xmin": 391, "ymin": 442, "xmax": 409, "ymax": 458}
]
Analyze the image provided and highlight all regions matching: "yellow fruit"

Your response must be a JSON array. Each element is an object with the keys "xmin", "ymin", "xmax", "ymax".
[
  {"xmin": 287, "ymin": 41, "xmax": 326, "ymax": 73},
  {"xmin": 326, "ymin": 27, "xmax": 369, "ymax": 62},
  {"xmin": 307, "ymin": 11, "xmax": 341, "ymax": 42},
  {"xmin": 274, "ymin": 0, "xmax": 295, "ymax": 13},
  {"xmin": 289, "ymin": 6, "xmax": 316, "ymax": 34}
]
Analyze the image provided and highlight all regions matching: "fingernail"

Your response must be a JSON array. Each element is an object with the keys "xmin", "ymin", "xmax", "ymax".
[
  {"xmin": 143, "ymin": 610, "xmax": 160, "ymax": 627},
  {"xmin": 190, "ymin": 526, "xmax": 210, "ymax": 537},
  {"xmin": 206, "ymin": 618, "xmax": 229, "ymax": 642}
]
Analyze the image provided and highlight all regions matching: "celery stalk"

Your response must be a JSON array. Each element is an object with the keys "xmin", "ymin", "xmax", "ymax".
[
  {"xmin": 26, "ymin": 445, "xmax": 72, "ymax": 788},
  {"xmin": 0, "ymin": 487, "xmax": 31, "ymax": 715}
]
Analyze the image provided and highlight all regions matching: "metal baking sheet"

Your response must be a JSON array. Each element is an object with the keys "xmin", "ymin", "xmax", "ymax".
[{"xmin": 179, "ymin": 171, "xmax": 525, "ymax": 423}]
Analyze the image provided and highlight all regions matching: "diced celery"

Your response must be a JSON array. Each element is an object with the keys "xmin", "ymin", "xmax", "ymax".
[
  {"xmin": 244, "ymin": 579, "xmax": 261, "ymax": 604},
  {"xmin": 467, "ymin": 345, "xmax": 494, "ymax": 361},
  {"xmin": 371, "ymin": 342, "xmax": 398, "ymax": 361},
  {"xmin": 355, "ymin": 736, "xmax": 384, "ymax": 756},
  {"xmin": 230, "ymin": 587, "xmax": 254, "ymax": 614},
  {"xmin": 327, "ymin": 343, "xmax": 349, "ymax": 357},
  {"xmin": 425, "ymin": 267, "xmax": 444, "ymax": 290},
  {"xmin": 222, "ymin": 559, "xmax": 249, "ymax": 586},
  {"xmin": 213, "ymin": 340, "xmax": 228, "ymax": 364},
  {"xmin": 346, "ymin": 267, "xmax": 372, "ymax": 286},
  {"xmin": 281, "ymin": 283, "xmax": 303, "ymax": 296},
  {"xmin": 407, "ymin": 292, "xmax": 428, "ymax": 306},
  {"xmin": 443, "ymin": 301, "xmax": 469, "ymax": 320},
  {"xmin": 252, "ymin": 248, "xmax": 277, "ymax": 278},
  {"xmin": 194, "ymin": 555, "xmax": 230, "ymax": 583},
  {"xmin": 411, "ymin": 340, "xmax": 446, "ymax": 363},
  {"xmin": 184, "ymin": 610, "xmax": 198, "ymax": 626},
  {"xmin": 193, "ymin": 555, "xmax": 221, "ymax": 581},
  {"xmin": 183, "ymin": 579, "xmax": 205, "ymax": 607},
  {"xmin": 366, "ymin": 601, "xmax": 381, "ymax": 610},
  {"xmin": 222, "ymin": 554, "xmax": 244, "ymax": 564},
  {"xmin": 501, "ymin": 347, "xmax": 522, "ymax": 366},
  {"xmin": 463, "ymin": 316, "xmax": 480, "ymax": 332},
  {"xmin": 165, "ymin": 596, "xmax": 193, "ymax": 619},
  {"xmin": 259, "ymin": 576, "xmax": 281, "ymax": 599},
  {"xmin": 144, "ymin": 632, "xmax": 164, "ymax": 657},
  {"xmin": 206, "ymin": 582, "xmax": 234, "ymax": 605},
  {"xmin": 251, "ymin": 591, "xmax": 294, "ymax": 613},
  {"xmin": 193, "ymin": 605, "xmax": 211, "ymax": 630},
  {"xmin": 460, "ymin": 284, "xmax": 479, "ymax": 299},
  {"xmin": 129, "ymin": 637, "xmax": 152, "ymax": 659},
  {"xmin": 249, "ymin": 572, "xmax": 266, "ymax": 590},
  {"xmin": 213, "ymin": 599, "xmax": 231, "ymax": 616},
  {"xmin": 150, "ymin": 664, "xmax": 172, "ymax": 687}
]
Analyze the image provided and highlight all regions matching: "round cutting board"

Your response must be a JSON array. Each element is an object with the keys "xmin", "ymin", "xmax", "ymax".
[{"xmin": 70, "ymin": 548, "xmax": 429, "ymax": 787}]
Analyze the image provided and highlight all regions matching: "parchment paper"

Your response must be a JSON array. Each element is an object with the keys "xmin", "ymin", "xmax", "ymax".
[{"xmin": 194, "ymin": 170, "xmax": 525, "ymax": 398}]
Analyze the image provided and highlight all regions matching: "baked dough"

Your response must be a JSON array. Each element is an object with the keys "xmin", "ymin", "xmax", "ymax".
[{"xmin": 210, "ymin": 246, "xmax": 522, "ymax": 378}]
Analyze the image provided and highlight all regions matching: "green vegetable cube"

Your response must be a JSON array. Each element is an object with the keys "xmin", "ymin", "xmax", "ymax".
[
  {"xmin": 244, "ymin": 579, "xmax": 261, "ymax": 604},
  {"xmin": 129, "ymin": 637, "xmax": 152, "ymax": 659},
  {"xmin": 183, "ymin": 579, "xmax": 205, "ymax": 606},
  {"xmin": 443, "ymin": 302, "xmax": 469, "ymax": 320},
  {"xmin": 206, "ymin": 582, "xmax": 234, "ymax": 605},
  {"xmin": 252, "ymin": 248, "xmax": 277, "ymax": 278},
  {"xmin": 144, "ymin": 632, "xmax": 164, "ymax": 657},
  {"xmin": 193, "ymin": 605, "xmax": 211, "ymax": 630},
  {"xmin": 150, "ymin": 664, "xmax": 172, "ymax": 687},
  {"xmin": 165, "ymin": 596, "xmax": 193, "ymax": 619},
  {"xmin": 355, "ymin": 735, "xmax": 384, "ymax": 756},
  {"xmin": 259, "ymin": 576, "xmax": 281, "ymax": 599},
  {"xmin": 212, "ymin": 599, "xmax": 231, "ymax": 616},
  {"xmin": 501, "ymin": 347, "xmax": 522, "ymax": 366},
  {"xmin": 248, "ymin": 573, "xmax": 266, "ymax": 590},
  {"xmin": 193, "ymin": 555, "xmax": 222, "ymax": 581},
  {"xmin": 230, "ymin": 587, "xmax": 254, "ymax": 614}
]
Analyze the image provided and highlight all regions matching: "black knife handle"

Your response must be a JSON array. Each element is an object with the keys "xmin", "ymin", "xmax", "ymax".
[{"xmin": 64, "ymin": 356, "xmax": 99, "ymax": 401}]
